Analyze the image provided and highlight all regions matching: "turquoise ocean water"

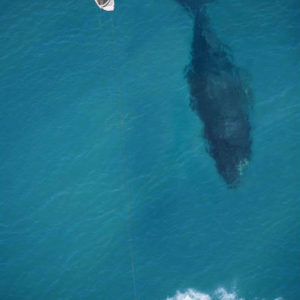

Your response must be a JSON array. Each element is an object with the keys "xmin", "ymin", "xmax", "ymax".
[{"xmin": 1, "ymin": 1, "xmax": 300, "ymax": 299}]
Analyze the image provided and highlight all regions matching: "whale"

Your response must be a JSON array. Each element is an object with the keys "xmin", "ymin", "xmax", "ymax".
[{"xmin": 175, "ymin": 0, "xmax": 253, "ymax": 188}]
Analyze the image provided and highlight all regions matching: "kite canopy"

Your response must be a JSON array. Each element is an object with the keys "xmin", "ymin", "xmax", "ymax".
[{"xmin": 95, "ymin": 0, "xmax": 115, "ymax": 12}]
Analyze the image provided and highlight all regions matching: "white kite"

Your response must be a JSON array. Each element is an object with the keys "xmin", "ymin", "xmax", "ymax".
[{"xmin": 95, "ymin": 0, "xmax": 115, "ymax": 12}]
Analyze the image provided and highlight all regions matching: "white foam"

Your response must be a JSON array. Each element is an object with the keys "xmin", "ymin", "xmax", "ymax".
[
  {"xmin": 166, "ymin": 289, "xmax": 211, "ymax": 300},
  {"xmin": 214, "ymin": 288, "xmax": 244, "ymax": 300},
  {"xmin": 166, "ymin": 288, "xmax": 283, "ymax": 300}
]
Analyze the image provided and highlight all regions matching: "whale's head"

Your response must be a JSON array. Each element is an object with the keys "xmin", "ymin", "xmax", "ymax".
[{"xmin": 205, "ymin": 116, "xmax": 252, "ymax": 187}]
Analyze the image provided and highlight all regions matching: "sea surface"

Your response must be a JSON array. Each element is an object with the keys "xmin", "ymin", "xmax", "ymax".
[{"xmin": 1, "ymin": 1, "xmax": 300, "ymax": 299}]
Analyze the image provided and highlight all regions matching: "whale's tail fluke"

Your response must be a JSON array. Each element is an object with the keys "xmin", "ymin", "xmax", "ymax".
[{"xmin": 174, "ymin": 0, "xmax": 213, "ymax": 16}]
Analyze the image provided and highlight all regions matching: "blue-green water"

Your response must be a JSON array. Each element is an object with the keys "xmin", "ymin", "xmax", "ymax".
[{"xmin": 1, "ymin": 1, "xmax": 300, "ymax": 299}]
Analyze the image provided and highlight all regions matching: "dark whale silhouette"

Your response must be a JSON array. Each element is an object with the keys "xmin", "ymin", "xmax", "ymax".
[{"xmin": 175, "ymin": 0, "xmax": 252, "ymax": 188}]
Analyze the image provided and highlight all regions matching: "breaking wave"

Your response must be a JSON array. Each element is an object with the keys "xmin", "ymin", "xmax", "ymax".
[{"xmin": 166, "ymin": 288, "xmax": 283, "ymax": 300}]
